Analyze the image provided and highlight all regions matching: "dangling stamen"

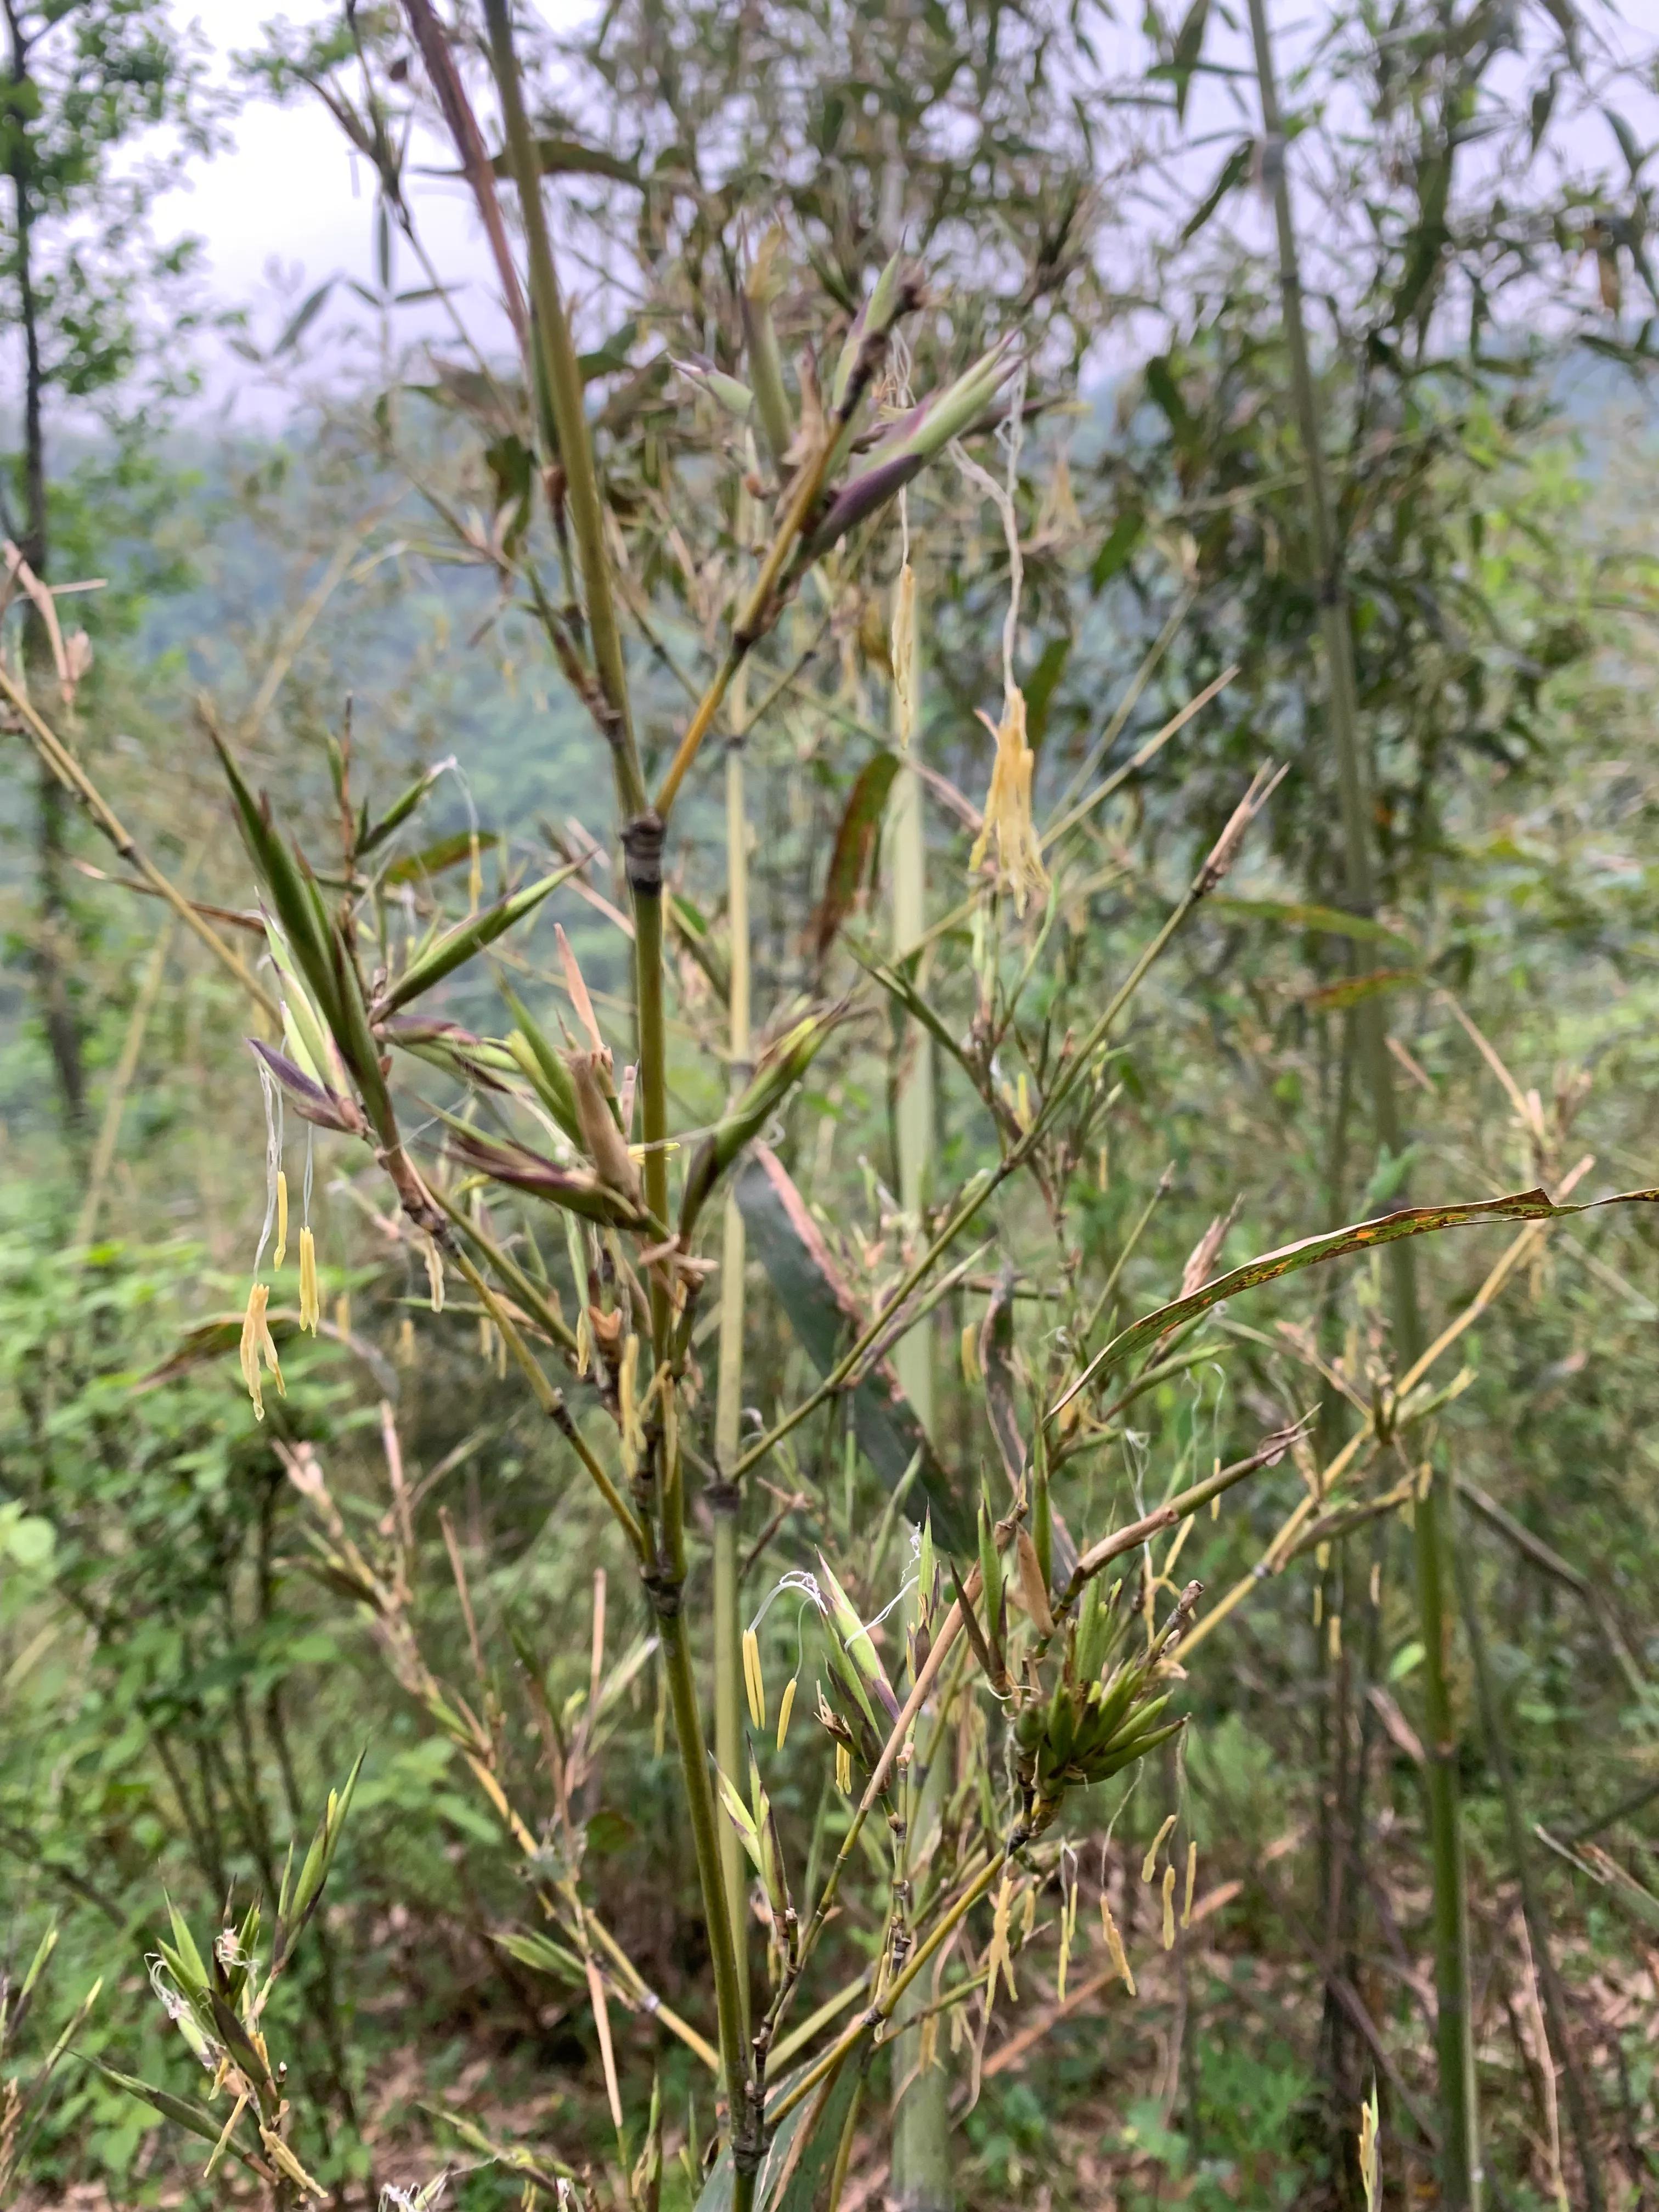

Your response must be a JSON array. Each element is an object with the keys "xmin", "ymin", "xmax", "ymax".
[
  {"xmin": 298, "ymin": 1127, "xmax": 319, "ymax": 1334},
  {"xmin": 742, "ymin": 1627, "xmax": 766, "ymax": 1732},
  {"xmin": 274, "ymin": 1171, "xmax": 289, "ymax": 1270},
  {"xmin": 298, "ymin": 1230, "xmax": 319, "ymax": 1335},
  {"xmin": 240, "ymin": 1064, "xmax": 286, "ymax": 1414},
  {"xmin": 891, "ymin": 488, "xmax": 917, "ymax": 751}
]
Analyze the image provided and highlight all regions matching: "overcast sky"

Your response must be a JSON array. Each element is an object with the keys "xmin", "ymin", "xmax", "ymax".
[
  {"xmin": 151, "ymin": 0, "xmax": 590, "ymax": 414},
  {"xmin": 150, "ymin": 0, "xmax": 1659, "ymax": 422}
]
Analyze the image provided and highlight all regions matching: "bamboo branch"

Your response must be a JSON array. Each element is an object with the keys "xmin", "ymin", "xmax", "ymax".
[{"xmin": 0, "ymin": 662, "xmax": 280, "ymax": 1022}]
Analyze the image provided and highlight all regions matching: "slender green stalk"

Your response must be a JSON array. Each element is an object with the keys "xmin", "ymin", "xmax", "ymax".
[
  {"xmin": 887, "ymin": 565, "xmax": 952, "ymax": 2211},
  {"xmin": 481, "ymin": 0, "xmax": 642, "ymax": 819},
  {"xmin": 771, "ymin": 1841, "xmax": 1019, "ymax": 2128},
  {"xmin": 659, "ymin": 1604, "xmax": 749, "ymax": 2114},
  {"xmin": 714, "ymin": 659, "xmax": 755, "ymax": 2035},
  {"xmin": 890, "ymin": 1583, "xmax": 950, "ymax": 2210},
  {"xmin": 889, "ymin": 625, "xmax": 935, "ymax": 1436},
  {"xmin": 1243, "ymin": 3, "xmax": 1477, "ymax": 2197},
  {"xmin": 1451, "ymin": 1526, "xmax": 1605, "ymax": 2212},
  {"xmin": 478, "ymin": 2, "xmax": 749, "ymax": 2145}
]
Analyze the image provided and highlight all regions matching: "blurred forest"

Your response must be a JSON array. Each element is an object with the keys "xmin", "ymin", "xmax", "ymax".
[{"xmin": 5, "ymin": 0, "xmax": 1659, "ymax": 2207}]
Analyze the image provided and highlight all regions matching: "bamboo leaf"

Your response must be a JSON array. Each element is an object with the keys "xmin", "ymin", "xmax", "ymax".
[
  {"xmin": 208, "ymin": 726, "xmax": 342, "ymax": 1031},
  {"xmin": 847, "ymin": 942, "xmax": 978, "ymax": 1085},
  {"xmin": 377, "ymin": 864, "xmax": 581, "ymax": 1016},
  {"xmin": 357, "ymin": 766, "xmax": 453, "ymax": 857},
  {"xmin": 1181, "ymin": 136, "xmax": 1252, "ymax": 242},
  {"xmin": 679, "ymin": 1008, "xmax": 844, "ymax": 1238},
  {"xmin": 1059, "ymin": 1182, "xmax": 1659, "ymax": 1411},
  {"xmin": 733, "ymin": 1145, "xmax": 970, "ymax": 1551},
  {"xmin": 1024, "ymin": 635, "xmax": 1071, "ymax": 752},
  {"xmin": 501, "ymin": 986, "xmax": 584, "ymax": 1145},
  {"xmin": 1209, "ymin": 898, "xmax": 1417, "ymax": 961},
  {"xmin": 810, "ymin": 752, "xmax": 901, "ymax": 962},
  {"xmin": 91, "ymin": 2062, "xmax": 229, "ymax": 2149},
  {"xmin": 487, "ymin": 133, "xmax": 641, "ymax": 184},
  {"xmin": 1300, "ymin": 967, "xmax": 1421, "ymax": 1012},
  {"xmin": 438, "ymin": 1114, "xmax": 649, "ymax": 1228},
  {"xmin": 380, "ymin": 828, "xmax": 501, "ymax": 882},
  {"xmin": 713, "ymin": 1760, "xmax": 764, "ymax": 1871},
  {"xmin": 494, "ymin": 1929, "xmax": 586, "ymax": 1985},
  {"xmin": 692, "ymin": 2041, "xmax": 869, "ymax": 2209},
  {"xmin": 274, "ymin": 279, "xmax": 335, "ymax": 357},
  {"xmin": 1090, "ymin": 507, "xmax": 1144, "ymax": 591}
]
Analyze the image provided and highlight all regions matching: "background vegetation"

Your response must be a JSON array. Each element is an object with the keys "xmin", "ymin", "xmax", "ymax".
[{"xmin": 4, "ymin": 0, "xmax": 1659, "ymax": 2205}]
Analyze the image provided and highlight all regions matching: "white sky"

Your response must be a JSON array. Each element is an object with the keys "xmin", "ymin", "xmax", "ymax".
[{"xmin": 153, "ymin": 0, "xmax": 590, "ymax": 415}]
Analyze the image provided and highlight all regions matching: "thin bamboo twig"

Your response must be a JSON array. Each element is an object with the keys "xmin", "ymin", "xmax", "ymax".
[
  {"xmin": 448, "ymin": 1247, "xmax": 646, "ymax": 1559},
  {"xmin": 735, "ymin": 855, "xmax": 1220, "ymax": 1483},
  {"xmin": 0, "ymin": 662, "xmax": 280, "ymax": 1021},
  {"xmin": 76, "ymin": 908, "xmax": 179, "ymax": 1246},
  {"xmin": 481, "ymin": 0, "xmax": 642, "ymax": 815}
]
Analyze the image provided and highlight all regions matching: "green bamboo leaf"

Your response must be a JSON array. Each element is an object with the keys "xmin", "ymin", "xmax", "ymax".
[
  {"xmin": 206, "ymin": 1988, "xmax": 275, "ymax": 2105},
  {"xmin": 816, "ymin": 1552, "xmax": 900, "ymax": 1724},
  {"xmin": 733, "ymin": 1145, "xmax": 969, "ymax": 1552},
  {"xmin": 358, "ymin": 766, "xmax": 454, "ymax": 857},
  {"xmin": 501, "ymin": 987, "xmax": 584, "ymax": 1145},
  {"xmin": 1300, "ymin": 967, "xmax": 1421, "ymax": 1013},
  {"xmin": 91, "ymin": 2062, "xmax": 228, "ymax": 2149},
  {"xmin": 380, "ymin": 828, "xmax": 501, "ymax": 882},
  {"xmin": 1024, "ymin": 635, "xmax": 1071, "ymax": 752},
  {"xmin": 164, "ymin": 1900, "xmax": 209, "ymax": 1999},
  {"xmin": 679, "ymin": 1008, "xmax": 844, "ymax": 1238},
  {"xmin": 386, "ymin": 1018, "xmax": 520, "ymax": 1091},
  {"xmin": 208, "ymin": 725, "xmax": 342, "ymax": 1031},
  {"xmin": 486, "ymin": 133, "xmax": 641, "ymax": 184},
  {"xmin": 437, "ymin": 1112, "xmax": 648, "ymax": 1228},
  {"xmin": 1209, "ymin": 898, "xmax": 1417, "ymax": 961},
  {"xmin": 1090, "ymin": 506, "xmax": 1144, "ymax": 592},
  {"xmin": 19, "ymin": 1923, "xmax": 58, "ymax": 2003},
  {"xmin": 1168, "ymin": 0, "xmax": 1210, "ymax": 120},
  {"xmin": 847, "ymin": 943, "xmax": 978, "ymax": 1087},
  {"xmin": 742, "ymin": 229, "xmax": 793, "ymax": 469},
  {"xmin": 692, "ymin": 2040, "xmax": 870, "ymax": 2210},
  {"xmin": 377, "ymin": 862, "xmax": 582, "ymax": 1016},
  {"xmin": 713, "ymin": 1759, "xmax": 764, "ymax": 1871},
  {"xmin": 262, "ymin": 911, "xmax": 343, "ymax": 1093},
  {"xmin": 1180, "ymin": 136, "xmax": 1252, "ymax": 241},
  {"xmin": 494, "ymin": 1929, "xmax": 585, "ymax": 1985},
  {"xmin": 276, "ymin": 1751, "xmax": 364, "ymax": 1965}
]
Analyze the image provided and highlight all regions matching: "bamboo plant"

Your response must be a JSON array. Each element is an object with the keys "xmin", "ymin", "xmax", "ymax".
[{"xmin": 76, "ymin": 5, "xmax": 1659, "ymax": 2204}]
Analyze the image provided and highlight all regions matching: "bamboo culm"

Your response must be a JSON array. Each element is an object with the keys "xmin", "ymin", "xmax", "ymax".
[{"xmin": 1244, "ymin": 1, "xmax": 1479, "ymax": 2198}]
